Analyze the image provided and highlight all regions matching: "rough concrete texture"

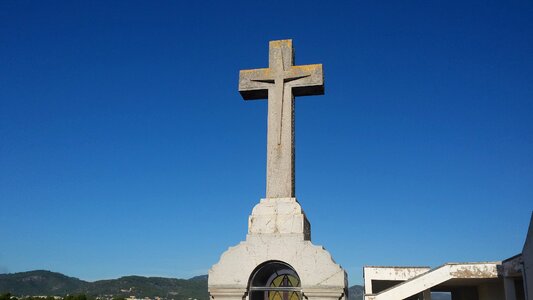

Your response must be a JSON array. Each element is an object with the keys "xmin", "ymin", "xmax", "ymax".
[
  {"xmin": 248, "ymin": 198, "xmax": 310, "ymax": 240},
  {"xmin": 209, "ymin": 198, "xmax": 347, "ymax": 300},
  {"xmin": 363, "ymin": 267, "xmax": 431, "ymax": 295},
  {"xmin": 364, "ymin": 263, "xmax": 499, "ymax": 300}
]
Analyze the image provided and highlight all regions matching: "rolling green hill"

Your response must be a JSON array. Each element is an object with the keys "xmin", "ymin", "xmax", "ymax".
[
  {"xmin": 0, "ymin": 271, "xmax": 363, "ymax": 300},
  {"xmin": 0, "ymin": 271, "xmax": 87, "ymax": 296},
  {"xmin": 0, "ymin": 271, "xmax": 206, "ymax": 300}
]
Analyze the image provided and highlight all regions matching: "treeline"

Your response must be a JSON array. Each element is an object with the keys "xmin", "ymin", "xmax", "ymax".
[{"xmin": 0, "ymin": 294, "xmax": 126, "ymax": 300}]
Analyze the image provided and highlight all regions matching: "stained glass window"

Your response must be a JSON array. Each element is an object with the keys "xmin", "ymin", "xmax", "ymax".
[{"xmin": 249, "ymin": 261, "xmax": 301, "ymax": 300}]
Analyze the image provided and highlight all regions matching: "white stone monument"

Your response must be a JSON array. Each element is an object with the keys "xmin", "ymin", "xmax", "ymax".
[{"xmin": 208, "ymin": 40, "xmax": 348, "ymax": 300}]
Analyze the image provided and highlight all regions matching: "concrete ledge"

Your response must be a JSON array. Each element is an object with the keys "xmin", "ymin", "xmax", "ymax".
[{"xmin": 365, "ymin": 263, "xmax": 500, "ymax": 300}]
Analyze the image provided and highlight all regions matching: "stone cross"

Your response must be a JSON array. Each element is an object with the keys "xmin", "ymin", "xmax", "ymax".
[{"xmin": 239, "ymin": 40, "xmax": 324, "ymax": 198}]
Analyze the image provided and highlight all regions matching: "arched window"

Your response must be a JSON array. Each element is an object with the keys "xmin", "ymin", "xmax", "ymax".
[{"xmin": 248, "ymin": 261, "xmax": 301, "ymax": 300}]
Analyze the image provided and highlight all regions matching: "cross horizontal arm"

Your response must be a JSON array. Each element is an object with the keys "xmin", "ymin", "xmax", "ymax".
[
  {"xmin": 239, "ymin": 64, "xmax": 324, "ymax": 100},
  {"xmin": 239, "ymin": 68, "xmax": 272, "ymax": 100},
  {"xmin": 286, "ymin": 64, "xmax": 324, "ymax": 96}
]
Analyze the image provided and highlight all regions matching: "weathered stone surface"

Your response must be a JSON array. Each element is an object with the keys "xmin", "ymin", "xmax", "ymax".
[
  {"xmin": 209, "ymin": 237, "xmax": 346, "ymax": 289},
  {"xmin": 248, "ymin": 198, "xmax": 310, "ymax": 240},
  {"xmin": 209, "ymin": 196, "xmax": 346, "ymax": 300},
  {"xmin": 364, "ymin": 263, "xmax": 500, "ymax": 300},
  {"xmin": 209, "ymin": 231, "xmax": 346, "ymax": 300},
  {"xmin": 363, "ymin": 266, "xmax": 431, "ymax": 295},
  {"xmin": 239, "ymin": 39, "xmax": 323, "ymax": 199}
]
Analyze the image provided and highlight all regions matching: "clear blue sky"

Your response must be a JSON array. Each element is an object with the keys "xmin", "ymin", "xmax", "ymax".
[{"xmin": 1, "ymin": 0, "xmax": 532, "ymax": 286}]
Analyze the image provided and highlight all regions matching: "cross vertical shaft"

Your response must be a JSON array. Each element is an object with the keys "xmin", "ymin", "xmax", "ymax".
[{"xmin": 239, "ymin": 40, "xmax": 324, "ymax": 199}]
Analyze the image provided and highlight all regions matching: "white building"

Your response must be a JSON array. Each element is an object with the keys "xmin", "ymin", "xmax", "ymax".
[{"xmin": 363, "ymin": 213, "xmax": 533, "ymax": 300}]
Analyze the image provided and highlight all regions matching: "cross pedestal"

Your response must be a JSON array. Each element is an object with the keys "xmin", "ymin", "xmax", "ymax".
[{"xmin": 209, "ymin": 196, "xmax": 347, "ymax": 300}]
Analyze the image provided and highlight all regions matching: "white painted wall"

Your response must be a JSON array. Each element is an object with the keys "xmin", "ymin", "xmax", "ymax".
[{"xmin": 522, "ymin": 213, "xmax": 533, "ymax": 300}]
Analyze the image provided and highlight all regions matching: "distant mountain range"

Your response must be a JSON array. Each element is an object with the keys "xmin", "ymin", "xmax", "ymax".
[
  {"xmin": 0, "ymin": 271, "xmax": 207, "ymax": 300},
  {"xmin": 347, "ymin": 285, "xmax": 364, "ymax": 300},
  {"xmin": 0, "ymin": 271, "xmax": 364, "ymax": 300}
]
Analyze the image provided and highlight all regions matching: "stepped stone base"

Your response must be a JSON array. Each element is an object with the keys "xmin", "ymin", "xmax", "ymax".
[{"xmin": 209, "ymin": 198, "xmax": 347, "ymax": 300}]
